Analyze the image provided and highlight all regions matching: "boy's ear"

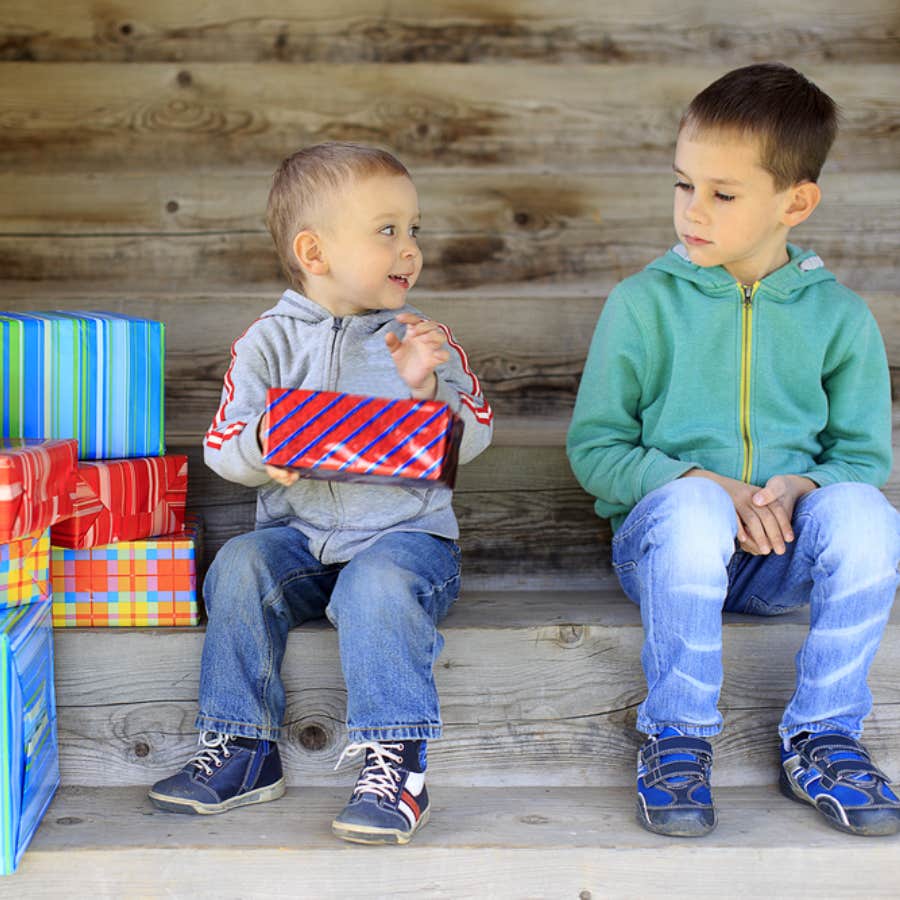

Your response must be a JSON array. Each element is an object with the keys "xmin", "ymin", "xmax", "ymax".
[
  {"xmin": 292, "ymin": 230, "xmax": 329, "ymax": 276},
  {"xmin": 781, "ymin": 181, "xmax": 821, "ymax": 228}
]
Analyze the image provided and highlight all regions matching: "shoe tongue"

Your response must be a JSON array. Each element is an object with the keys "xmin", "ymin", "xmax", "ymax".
[{"xmin": 657, "ymin": 727, "xmax": 693, "ymax": 784}]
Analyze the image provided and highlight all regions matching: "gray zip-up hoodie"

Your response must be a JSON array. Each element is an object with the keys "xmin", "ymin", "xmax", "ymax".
[{"xmin": 204, "ymin": 290, "xmax": 494, "ymax": 563}]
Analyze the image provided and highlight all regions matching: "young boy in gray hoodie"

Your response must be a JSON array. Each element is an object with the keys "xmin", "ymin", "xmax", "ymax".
[{"xmin": 149, "ymin": 142, "xmax": 493, "ymax": 844}]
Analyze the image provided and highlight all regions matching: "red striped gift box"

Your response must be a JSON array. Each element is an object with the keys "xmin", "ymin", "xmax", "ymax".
[
  {"xmin": 262, "ymin": 388, "xmax": 463, "ymax": 488},
  {"xmin": 0, "ymin": 439, "xmax": 78, "ymax": 543},
  {"xmin": 50, "ymin": 455, "xmax": 188, "ymax": 550}
]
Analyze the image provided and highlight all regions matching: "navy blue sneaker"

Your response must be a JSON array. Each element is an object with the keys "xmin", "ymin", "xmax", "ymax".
[
  {"xmin": 332, "ymin": 741, "xmax": 430, "ymax": 844},
  {"xmin": 636, "ymin": 726, "xmax": 717, "ymax": 837},
  {"xmin": 780, "ymin": 731, "xmax": 900, "ymax": 836},
  {"xmin": 148, "ymin": 731, "xmax": 286, "ymax": 815}
]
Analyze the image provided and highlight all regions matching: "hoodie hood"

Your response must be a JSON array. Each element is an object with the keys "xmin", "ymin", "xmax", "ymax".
[{"xmin": 647, "ymin": 242, "xmax": 837, "ymax": 301}]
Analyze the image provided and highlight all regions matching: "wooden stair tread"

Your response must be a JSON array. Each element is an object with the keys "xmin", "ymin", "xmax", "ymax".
[{"xmin": 5, "ymin": 785, "xmax": 898, "ymax": 898}]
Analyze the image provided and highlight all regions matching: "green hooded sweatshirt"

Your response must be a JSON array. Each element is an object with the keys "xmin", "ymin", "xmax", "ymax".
[{"xmin": 567, "ymin": 244, "xmax": 892, "ymax": 533}]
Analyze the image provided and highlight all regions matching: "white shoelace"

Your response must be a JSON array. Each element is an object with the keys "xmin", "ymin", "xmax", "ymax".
[
  {"xmin": 334, "ymin": 741, "xmax": 406, "ymax": 802},
  {"xmin": 189, "ymin": 731, "xmax": 235, "ymax": 776}
]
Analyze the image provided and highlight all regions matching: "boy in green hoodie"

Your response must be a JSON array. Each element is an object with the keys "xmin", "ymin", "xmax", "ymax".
[{"xmin": 567, "ymin": 63, "xmax": 900, "ymax": 838}]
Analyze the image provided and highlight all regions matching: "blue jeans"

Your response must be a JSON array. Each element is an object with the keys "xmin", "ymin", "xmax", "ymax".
[
  {"xmin": 612, "ymin": 478, "xmax": 900, "ymax": 742},
  {"xmin": 195, "ymin": 527, "xmax": 461, "ymax": 743}
]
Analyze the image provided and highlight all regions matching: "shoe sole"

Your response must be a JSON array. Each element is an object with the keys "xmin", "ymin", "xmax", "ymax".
[
  {"xmin": 636, "ymin": 796, "xmax": 717, "ymax": 838},
  {"xmin": 331, "ymin": 807, "xmax": 430, "ymax": 845},
  {"xmin": 779, "ymin": 769, "xmax": 900, "ymax": 837},
  {"xmin": 148, "ymin": 778, "xmax": 287, "ymax": 815}
]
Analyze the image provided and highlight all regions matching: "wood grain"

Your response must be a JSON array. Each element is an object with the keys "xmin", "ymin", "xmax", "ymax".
[
  {"xmin": 1, "ymin": 171, "xmax": 896, "ymax": 294},
  {"xmin": 0, "ymin": 64, "xmax": 896, "ymax": 173},
  {"xmin": 3, "ymin": 1, "xmax": 898, "ymax": 63},
  {"xmin": 50, "ymin": 603, "xmax": 900, "ymax": 787}
]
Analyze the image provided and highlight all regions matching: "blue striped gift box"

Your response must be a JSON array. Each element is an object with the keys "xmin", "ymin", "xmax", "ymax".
[
  {"xmin": 0, "ymin": 599, "xmax": 59, "ymax": 875},
  {"xmin": 0, "ymin": 311, "xmax": 165, "ymax": 459}
]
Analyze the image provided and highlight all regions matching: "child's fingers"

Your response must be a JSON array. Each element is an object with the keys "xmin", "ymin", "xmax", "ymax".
[{"xmin": 385, "ymin": 332, "xmax": 401, "ymax": 351}]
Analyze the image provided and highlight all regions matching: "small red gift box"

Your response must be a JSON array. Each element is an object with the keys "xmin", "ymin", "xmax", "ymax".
[
  {"xmin": 262, "ymin": 388, "xmax": 463, "ymax": 488},
  {"xmin": 0, "ymin": 439, "xmax": 78, "ymax": 543},
  {"xmin": 50, "ymin": 455, "xmax": 188, "ymax": 550}
]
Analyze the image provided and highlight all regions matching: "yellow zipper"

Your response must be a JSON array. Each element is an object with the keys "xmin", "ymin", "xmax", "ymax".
[{"xmin": 739, "ymin": 282, "xmax": 760, "ymax": 483}]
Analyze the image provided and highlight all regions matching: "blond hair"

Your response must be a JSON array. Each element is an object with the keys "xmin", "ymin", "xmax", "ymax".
[{"xmin": 265, "ymin": 142, "xmax": 410, "ymax": 289}]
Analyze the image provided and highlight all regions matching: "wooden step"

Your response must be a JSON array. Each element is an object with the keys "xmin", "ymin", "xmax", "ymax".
[
  {"xmin": 52, "ymin": 591, "xmax": 900, "ymax": 789},
  {"xmin": 4, "ymin": 784, "xmax": 898, "ymax": 898}
]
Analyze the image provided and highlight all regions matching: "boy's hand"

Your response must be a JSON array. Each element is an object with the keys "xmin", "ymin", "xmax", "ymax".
[
  {"xmin": 747, "ymin": 474, "xmax": 817, "ymax": 553},
  {"xmin": 265, "ymin": 464, "xmax": 300, "ymax": 486},
  {"xmin": 386, "ymin": 313, "xmax": 450, "ymax": 400}
]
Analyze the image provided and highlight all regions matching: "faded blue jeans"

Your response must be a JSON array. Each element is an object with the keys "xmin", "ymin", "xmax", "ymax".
[
  {"xmin": 195, "ymin": 527, "xmax": 461, "ymax": 743},
  {"xmin": 612, "ymin": 478, "xmax": 900, "ymax": 743}
]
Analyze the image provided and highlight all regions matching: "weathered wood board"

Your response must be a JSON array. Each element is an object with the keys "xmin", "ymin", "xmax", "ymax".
[
  {"xmin": 0, "ymin": 64, "xmax": 896, "ymax": 173},
  {"xmin": 50, "ymin": 596, "xmax": 900, "ymax": 788},
  {"xmin": 4, "ymin": 0, "xmax": 899, "ymax": 64}
]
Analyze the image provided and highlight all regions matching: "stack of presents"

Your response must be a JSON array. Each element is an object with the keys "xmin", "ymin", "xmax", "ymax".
[{"xmin": 0, "ymin": 311, "xmax": 201, "ymax": 875}]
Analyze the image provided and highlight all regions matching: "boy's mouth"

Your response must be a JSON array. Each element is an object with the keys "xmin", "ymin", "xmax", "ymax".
[
  {"xmin": 389, "ymin": 274, "xmax": 411, "ymax": 287},
  {"xmin": 683, "ymin": 234, "xmax": 712, "ymax": 247}
]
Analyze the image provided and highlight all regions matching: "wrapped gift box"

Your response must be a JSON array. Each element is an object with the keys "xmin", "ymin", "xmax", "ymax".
[
  {"xmin": 0, "ymin": 438, "xmax": 78, "ymax": 543},
  {"xmin": 51, "ymin": 455, "xmax": 188, "ymax": 550},
  {"xmin": 51, "ymin": 517, "xmax": 201, "ymax": 627},
  {"xmin": 0, "ymin": 530, "xmax": 50, "ymax": 613},
  {"xmin": 0, "ymin": 311, "xmax": 165, "ymax": 459},
  {"xmin": 262, "ymin": 388, "xmax": 463, "ymax": 488},
  {"xmin": 0, "ymin": 600, "xmax": 59, "ymax": 875}
]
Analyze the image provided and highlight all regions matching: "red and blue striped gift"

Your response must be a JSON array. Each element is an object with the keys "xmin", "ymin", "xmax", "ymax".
[
  {"xmin": 50, "ymin": 455, "xmax": 188, "ymax": 550},
  {"xmin": 0, "ymin": 311, "xmax": 165, "ymax": 460},
  {"xmin": 0, "ymin": 438, "xmax": 78, "ymax": 543},
  {"xmin": 0, "ymin": 599, "xmax": 59, "ymax": 875},
  {"xmin": 261, "ymin": 388, "xmax": 463, "ymax": 488}
]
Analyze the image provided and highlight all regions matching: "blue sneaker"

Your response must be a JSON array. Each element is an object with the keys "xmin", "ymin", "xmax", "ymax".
[
  {"xmin": 148, "ymin": 731, "xmax": 286, "ymax": 815},
  {"xmin": 332, "ymin": 741, "xmax": 430, "ymax": 844},
  {"xmin": 780, "ymin": 731, "xmax": 900, "ymax": 836},
  {"xmin": 636, "ymin": 726, "xmax": 717, "ymax": 837}
]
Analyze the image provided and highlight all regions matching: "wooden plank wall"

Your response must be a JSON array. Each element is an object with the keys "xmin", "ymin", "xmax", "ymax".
[{"xmin": 1, "ymin": 1, "xmax": 898, "ymax": 589}]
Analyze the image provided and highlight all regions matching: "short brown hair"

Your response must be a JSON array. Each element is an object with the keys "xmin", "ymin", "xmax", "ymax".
[
  {"xmin": 266, "ymin": 142, "xmax": 410, "ymax": 289},
  {"xmin": 680, "ymin": 63, "xmax": 839, "ymax": 190}
]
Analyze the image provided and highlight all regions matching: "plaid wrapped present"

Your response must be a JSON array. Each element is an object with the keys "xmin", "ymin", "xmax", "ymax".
[
  {"xmin": 0, "ymin": 438, "xmax": 78, "ymax": 543},
  {"xmin": 1, "ymin": 600, "xmax": 59, "ymax": 875},
  {"xmin": 51, "ymin": 517, "xmax": 201, "ymax": 627},
  {"xmin": 262, "ymin": 388, "xmax": 463, "ymax": 488},
  {"xmin": 0, "ymin": 530, "xmax": 50, "ymax": 613},
  {"xmin": 51, "ymin": 455, "xmax": 188, "ymax": 550},
  {"xmin": 0, "ymin": 311, "xmax": 165, "ymax": 459}
]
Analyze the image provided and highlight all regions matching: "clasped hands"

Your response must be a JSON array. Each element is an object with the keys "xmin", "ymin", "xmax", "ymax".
[{"xmin": 683, "ymin": 470, "xmax": 817, "ymax": 555}]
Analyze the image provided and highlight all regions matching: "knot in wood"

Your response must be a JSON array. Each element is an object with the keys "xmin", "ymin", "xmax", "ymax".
[
  {"xmin": 579, "ymin": 892, "xmax": 593, "ymax": 900},
  {"xmin": 133, "ymin": 741, "xmax": 151, "ymax": 758},
  {"xmin": 520, "ymin": 814, "xmax": 549, "ymax": 825},
  {"xmin": 56, "ymin": 817, "xmax": 83, "ymax": 826},
  {"xmin": 176, "ymin": 70, "xmax": 193, "ymax": 88},
  {"xmin": 119, "ymin": 23, "xmax": 134, "ymax": 37},
  {"xmin": 298, "ymin": 723, "xmax": 329, "ymax": 751},
  {"xmin": 558, "ymin": 624, "xmax": 584, "ymax": 647},
  {"xmin": 166, "ymin": 200, "xmax": 180, "ymax": 214}
]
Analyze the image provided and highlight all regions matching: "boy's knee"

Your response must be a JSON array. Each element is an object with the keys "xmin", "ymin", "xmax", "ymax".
[
  {"xmin": 802, "ymin": 482, "xmax": 900, "ymax": 561},
  {"xmin": 329, "ymin": 563, "xmax": 421, "ymax": 629},
  {"xmin": 647, "ymin": 477, "xmax": 736, "ymax": 545}
]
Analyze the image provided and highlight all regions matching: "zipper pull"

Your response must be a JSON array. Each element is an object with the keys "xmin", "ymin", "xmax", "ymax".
[
  {"xmin": 742, "ymin": 284, "xmax": 754, "ymax": 306},
  {"xmin": 332, "ymin": 317, "xmax": 343, "ymax": 332}
]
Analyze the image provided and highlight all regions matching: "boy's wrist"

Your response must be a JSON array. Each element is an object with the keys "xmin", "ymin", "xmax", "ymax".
[{"xmin": 409, "ymin": 372, "xmax": 438, "ymax": 401}]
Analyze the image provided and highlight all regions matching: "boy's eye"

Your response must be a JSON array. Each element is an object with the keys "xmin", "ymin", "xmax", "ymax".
[
  {"xmin": 379, "ymin": 225, "xmax": 396, "ymax": 236},
  {"xmin": 674, "ymin": 181, "xmax": 693, "ymax": 192},
  {"xmin": 409, "ymin": 225, "xmax": 420, "ymax": 239},
  {"xmin": 715, "ymin": 192, "xmax": 736, "ymax": 202}
]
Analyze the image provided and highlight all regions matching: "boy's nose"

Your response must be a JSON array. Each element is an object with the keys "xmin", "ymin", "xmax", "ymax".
[{"xmin": 685, "ymin": 196, "xmax": 708, "ymax": 223}]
